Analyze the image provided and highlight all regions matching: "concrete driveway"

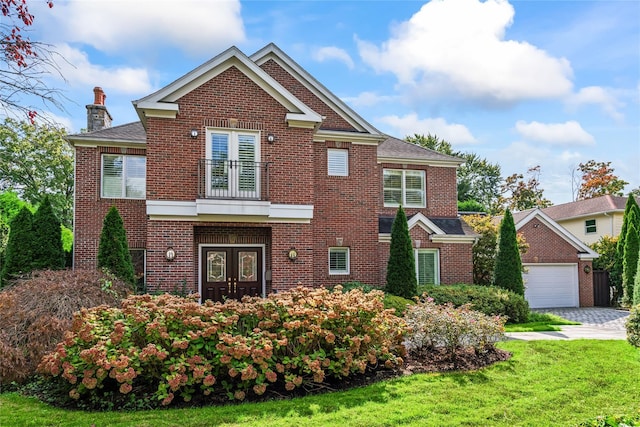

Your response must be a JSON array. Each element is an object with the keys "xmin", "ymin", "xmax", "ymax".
[{"xmin": 505, "ymin": 307, "xmax": 630, "ymax": 341}]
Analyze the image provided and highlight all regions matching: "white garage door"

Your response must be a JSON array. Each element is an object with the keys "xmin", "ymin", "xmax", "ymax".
[{"xmin": 523, "ymin": 264, "xmax": 579, "ymax": 309}]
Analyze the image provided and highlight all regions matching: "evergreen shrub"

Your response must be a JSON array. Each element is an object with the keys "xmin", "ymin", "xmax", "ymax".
[
  {"xmin": 386, "ymin": 206, "xmax": 417, "ymax": 299},
  {"xmin": 97, "ymin": 206, "xmax": 135, "ymax": 285},
  {"xmin": 418, "ymin": 284, "xmax": 529, "ymax": 324}
]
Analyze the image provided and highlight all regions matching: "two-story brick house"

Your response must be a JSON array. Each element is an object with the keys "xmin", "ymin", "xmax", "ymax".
[{"xmin": 67, "ymin": 44, "xmax": 475, "ymax": 301}]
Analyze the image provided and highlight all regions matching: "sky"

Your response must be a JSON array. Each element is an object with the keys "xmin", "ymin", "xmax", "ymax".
[{"xmin": 16, "ymin": 0, "xmax": 640, "ymax": 205}]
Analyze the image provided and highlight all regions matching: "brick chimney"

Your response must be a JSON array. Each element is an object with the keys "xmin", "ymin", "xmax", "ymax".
[{"xmin": 86, "ymin": 87, "xmax": 112, "ymax": 132}]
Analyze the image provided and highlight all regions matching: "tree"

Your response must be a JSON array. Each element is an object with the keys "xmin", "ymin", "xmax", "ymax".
[
  {"xmin": 577, "ymin": 160, "xmax": 628, "ymax": 200},
  {"xmin": 622, "ymin": 222, "xmax": 639, "ymax": 307},
  {"xmin": 0, "ymin": 0, "xmax": 63, "ymax": 120},
  {"xmin": 493, "ymin": 209, "xmax": 524, "ymax": 295},
  {"xmin": 405, "ymin": 134, "xmax": 502, "ymax": 212},
  {"xmin": 634, "ymin": 253, "xmax": 640, "ymax": 306},
  {"xmin": 405, "ymin": 133, "xmax": 455, "ymax": 155},
  {"xmin": 0, "ymin": 118, "xmax": 73, "ymax": 227},
  {"xmin": 499, "ymin": 166, "xmax": 552, "ymax": 212},
  {"xmin": 97, "ymin": 206, "xmax": 135, "ymax": 285},
  {"xmin": 612, "ymin": 195, "xmax": 640, "ymax": 300},
  {"xmin": 1, "ymin": 206, "xmax": 34, "ymax": 284},
  {"xmin": 385, "ymin": 205, "xmax": 417, "ymax": 299},
  {"xmin": 590, "ymin": 235, "xmax": 618, "ymax": 272},
  {"xmin": 31, "ymin": 195, "xmax": 64, "ymax": 270},
  {"xmin": 463, "ymin": 214, "xmax": 528, "ymax": 286},
  {"xmin": 457, "ymin": 153, "xmax": 502, "ymax": 212}
]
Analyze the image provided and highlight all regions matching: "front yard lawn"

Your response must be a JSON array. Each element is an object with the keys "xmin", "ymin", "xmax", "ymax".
[
  {"xmin": 1, "ymin": 340, "xmax": 638, "ymax": 427},
  {"xmin": 504, "ymin": 311, "xmax": 581, "ymax": 332}
]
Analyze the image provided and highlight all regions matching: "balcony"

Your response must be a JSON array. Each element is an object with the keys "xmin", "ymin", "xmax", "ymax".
[{"xmin": 198, "ymin": 159, "xmax": 270, "ymax": 200}]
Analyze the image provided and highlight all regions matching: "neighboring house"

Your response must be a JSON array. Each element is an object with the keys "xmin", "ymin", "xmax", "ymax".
[
  {"xmin": 66, "ymin": 44, "xmax": 476, "ymax": 302},
  {"xmin": 537, "ymin": 195, "xmax": 627, "ymax": 245},
  {"xmin": 512, "ymin": 209, "xmax": 599, "ymax": 308}
]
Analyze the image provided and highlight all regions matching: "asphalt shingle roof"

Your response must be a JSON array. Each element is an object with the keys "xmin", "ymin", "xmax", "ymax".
[
  {"xmin": 68, "ymin": 121, "xmax": 146, "ymax": 143},
  {"xmin": 377, "ymin": 136, "xmax": 463, "ymax": 164}
]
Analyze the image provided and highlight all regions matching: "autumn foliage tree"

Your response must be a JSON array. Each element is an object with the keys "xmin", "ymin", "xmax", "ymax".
[
  {"xmin": 0, "ymin": 0, "xmax": 62, "ymax": 120},
  {"xmin": 499, "ymin": 166, "xmax": 552, "ymax": 212},
  {"xmin": 577, "ymin": 160, "xmax": 628, "ymax": 200}
]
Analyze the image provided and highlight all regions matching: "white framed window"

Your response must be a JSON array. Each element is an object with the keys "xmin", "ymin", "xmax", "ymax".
[
  {"xmin": 383, "ymin": 169, "xmax": 425, "ymax": 208},
  {"xmin": 415, "ymin": 249, "xmax": 439, "ymax": 285},
  {"xmin": 206, "ymin": 129, "xmax": 260, "ymax": 198},
  {"xmin": 101, "ymin": 154, "xmax": 146, "ymax": 199},
  {"xmin": 327, "ymin": 148, "xmax": 348, "ymax": 176},
  {"xmin": 585, "ymin": 219, "xmax": 597, "ymax": 234},
  {"xmin": 329, "ymin": 247, "xmax": 350, "ymax": 275}
]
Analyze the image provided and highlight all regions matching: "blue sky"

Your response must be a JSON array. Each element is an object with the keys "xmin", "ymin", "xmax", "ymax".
[{"xmin": 22, "ymin": 0, "xmax": 640, "ymax": 205}]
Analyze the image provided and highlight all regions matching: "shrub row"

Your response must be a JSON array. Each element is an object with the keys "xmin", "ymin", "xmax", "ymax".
[
  {"xmin": 404, "ymin": 298, "xmax": 505, "ymax": 357},
  {"xmin": 37, "ymin": 287, "xmax": 405, "ymax": 408},
  {"xmin": 0, "ymin": 269, "xmax": 131, "ymax": 385},
  {"xmin": 418, "ymin": 284, "xmax": 529, "ymax": 323}
]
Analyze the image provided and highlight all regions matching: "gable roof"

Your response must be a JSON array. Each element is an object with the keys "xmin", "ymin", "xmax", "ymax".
[
  {"xmin": 250, "ymin": 43, "xmax": 383, "ymax": 143},
  {"xmin": 132, "ymin": 45, "xmax": 322, "ymax": 129},
  {"xmin": 66, "ymin": 121, "xmax": 146, "ymax": 147},
  {"xmin": 539, "ymin": 195, "xmax": 627, "ymax": 221},
  {"xmin": 377, "ymin": 136, "xmax": 464, "ymax": 167},
  {"xmin": 379, "ymin": 213, "xmax": 477, "ymax": 243},
  {"xmin": 514, "ymin": 208, "xmax": 599, "ymax": 260}
]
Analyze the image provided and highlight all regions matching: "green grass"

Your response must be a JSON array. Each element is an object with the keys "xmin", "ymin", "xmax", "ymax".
[
  {"xmin": 505, "ymin": 311, "xmax": 581, "ymax": 332},
  {"xmin": 1, "ymin": 340, "xmax": 638, "ymax": 426}
]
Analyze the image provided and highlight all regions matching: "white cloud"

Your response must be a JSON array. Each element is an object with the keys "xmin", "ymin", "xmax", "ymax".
[
  {"xmin": 356, "ymin": 0, "xmax": 573, "ymax": 104},
  {"xmin": 54, "ymin": 44, "xmax": 153, "ymax": 95},
  {"xmin": 515, "ymin": 120, "xmax": 595, "ymax": 146},
  {"xmin": 377, "ymin": 113, "xmax": 477, "ymax": 145},
  {"xmin": 565, "ymin": 86, "xmax": 625, "ymax": 122},
  {"xmin": 45, "ymin": 0, "xmax": 244, "ymax": 55},
  {"xmin": 313, "ymin": 46, "xmax": 355, "ymax": 69},
  {"xmin": 342, "ymin": 91, "xmax": 398, "ymax": 108}
]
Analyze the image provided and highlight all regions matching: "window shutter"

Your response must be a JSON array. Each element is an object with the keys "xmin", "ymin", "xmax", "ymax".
[
  {"xmin": 327, "ymin": 149, "xmax": 348, "ymax": 176},
  {"xmin": 102, "ymin": 155, "xmax": 123, "ymax": 197}
]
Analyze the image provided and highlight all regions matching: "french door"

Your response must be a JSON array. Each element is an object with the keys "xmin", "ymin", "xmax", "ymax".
[
  {"xmin": 201, "ymin": 247, "xmax": 263, "ymax": 302},
  {"xmin": 206, "ymin": 130, "xmax": 259, "ymax": 199}
]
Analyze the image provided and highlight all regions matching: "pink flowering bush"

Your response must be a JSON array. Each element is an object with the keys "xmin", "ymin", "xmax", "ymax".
[
  {"xmin": 37, "ymin": 286, "xmax": 405, "ymax": 408},
  {"xmin": 404, "ymin": 297, "xmax": 505, "ymax": 358}
]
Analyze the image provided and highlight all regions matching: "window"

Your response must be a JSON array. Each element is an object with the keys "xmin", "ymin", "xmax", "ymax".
[
  {"xmin": 329, "ymin": 247, "xmax": 350, "ymax": 275},
  {"xmin": 102, "ymin": 154, "xmax": 146, "ymax": 199},
  {"xmin": 206, "ymin": 130, "xmax": 260, "ymax": 198},
  {"xmin": 585, "ymin": 219, "xmax": 597, "ymax": 234},
  {"xmin": 327, "ymin": 149, "xmax": 348, "ymax": 176},
  {"xmin": 383, "ymin": 169, "xmax": 425, "ymax": 207},
  {"xmin": 415, "ymin": 249, "xmax": 439, "ymax": 285}
]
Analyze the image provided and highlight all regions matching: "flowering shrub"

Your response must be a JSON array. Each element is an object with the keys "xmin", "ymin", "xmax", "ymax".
[
  {"xmin": 626, "ymin": 305, "xmax": 640, "ymax": 348},
  {"xmin": 38, "ymin": 287, "xmax": 405, "ymax": 408},
  {"xmin": 404, "ymin": 297, "xmax": 505, "ymax": 357}
]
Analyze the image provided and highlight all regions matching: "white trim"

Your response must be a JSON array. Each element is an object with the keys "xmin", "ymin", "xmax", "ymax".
[
  {"xmin": 146, "ymin": 200, "xmax": 313, "ymax": 222},
  {"xmin": 68, "ymin": 139, "xmax": 146, "ymax": 149},
  {"xmin": 198, "ymin": 243, "xmax": 266, "ymax": 303},
  {"xmin": 328, "ymin": 247, "xmax": 350, "ymax": 275},
  {"xmin": 133, "ymin": 47, "xmax": 322, "ymax": 127},
  {"xmin": 515, "ymin": 208, "xmax": 599, "ymax": 259},
  {"xmin": 313, "ymin": 130, "xmax": 384, "ymax": 145},
  {"xmin": 377, "ymin": 156, "xmax": 461, "ymax": 168},
  {"xmin": 251, "ymin": 43, "xmax": 382, "ymax": 136},
  {"xmin": 415, "ymin": 248, "xmax": 440, "ymax": 285},
  {"xmin": 430, "ymin": 235, "xmax": 478, "ymax": 243},
  {"xmin": 407, "ymin": 213, "xmax": 445, "ymax": 235}
]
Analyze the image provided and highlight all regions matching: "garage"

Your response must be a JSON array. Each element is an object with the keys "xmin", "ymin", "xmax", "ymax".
[{"xmin": 523, "ymin": 264, "xmax": 579, "ymax": 309}]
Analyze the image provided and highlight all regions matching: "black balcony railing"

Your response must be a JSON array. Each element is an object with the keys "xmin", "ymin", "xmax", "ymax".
[{"xmin": 198, "ymin": 159, "xmax": 269, "ymax": 200}]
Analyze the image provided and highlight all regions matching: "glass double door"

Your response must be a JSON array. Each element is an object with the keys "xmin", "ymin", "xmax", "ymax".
[{"xmin": 201, "ymin": 247, "xmax": 262, "ymax": 302}]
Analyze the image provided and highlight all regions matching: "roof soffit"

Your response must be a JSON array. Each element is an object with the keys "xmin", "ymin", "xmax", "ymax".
[
  {"xmin": 132, "ymin": 46, "xmax": 322, "ymax": 126},
  {"xmin": 250, "ymin": 43, "xmax": 383, "ymax": 138}
]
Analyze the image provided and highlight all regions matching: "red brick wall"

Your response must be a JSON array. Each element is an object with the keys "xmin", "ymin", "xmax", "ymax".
[
  {"xmin": 312, "ymin": 141, "xmax": 381, "ymax": 287},
  {"xmin": 378, "ymin": 225, "xmax": 474, "ymax": 286},
  {"xmin": 73, "ymin": 145, "xmax": 147, "ymax": 270},
  {"xmin": 259, "ymin": 59, "xmax": 356, "ymax": 132},
  {"xmin": 378, "ymin": 163, "xmax": 458, "ymax": 219}
]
